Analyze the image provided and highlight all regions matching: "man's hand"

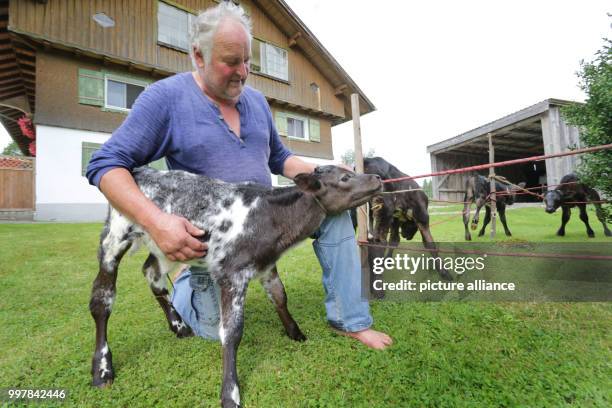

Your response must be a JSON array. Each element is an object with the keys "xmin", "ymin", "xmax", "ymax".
[{"xmin": 148, "ymin": 213, "xmax": 208, "ymax": 262}]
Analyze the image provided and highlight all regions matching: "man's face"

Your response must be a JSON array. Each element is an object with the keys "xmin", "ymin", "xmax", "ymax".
[{"xmin": 199, "ymin": 20, "xmax": 250, "ymax": 102}]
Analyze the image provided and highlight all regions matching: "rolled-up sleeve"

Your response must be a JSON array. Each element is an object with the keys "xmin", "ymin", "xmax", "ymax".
[{"xmin": 86, "ymin": 82, "xmax": 171, "ymax": 188}]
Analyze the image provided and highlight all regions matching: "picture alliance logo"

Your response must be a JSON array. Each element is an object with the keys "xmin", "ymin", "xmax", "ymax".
[{"xmin": 372, "ymin": 253, "xmax": 488, "ymax": 275}]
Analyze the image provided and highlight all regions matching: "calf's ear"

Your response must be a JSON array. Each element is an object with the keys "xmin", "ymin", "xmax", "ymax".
[{"xmin": 294, "ymin": 173, "xmax": 322, "ymax": 193}]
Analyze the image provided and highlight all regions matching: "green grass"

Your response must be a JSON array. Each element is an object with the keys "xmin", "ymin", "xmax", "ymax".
[{"xmin": 0, "ymin": 211, "xmax": 611, "ymax": 407}]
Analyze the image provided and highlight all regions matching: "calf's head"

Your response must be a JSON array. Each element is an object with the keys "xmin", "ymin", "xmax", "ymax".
[
  {"xmin": 544, "ymin": 190, "xmax": 563, "ymax": 213},
  {"xmin": 294, "ymin": 165, "xmax": 382, "ymax": 214}
]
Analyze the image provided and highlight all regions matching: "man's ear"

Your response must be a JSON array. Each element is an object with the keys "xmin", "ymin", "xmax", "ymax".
[{"xmin": 293, "ymin": 173, "xmax": 322, "ymax": 193}]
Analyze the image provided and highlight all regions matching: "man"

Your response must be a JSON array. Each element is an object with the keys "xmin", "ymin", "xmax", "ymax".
[{"xmin": 86, "ymin": 2, "xmax": 391, "ymax": 349}]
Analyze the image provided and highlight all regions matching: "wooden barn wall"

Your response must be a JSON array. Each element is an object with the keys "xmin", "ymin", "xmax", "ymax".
[
  {"xmin": 541, "ymin": 107, "xmax": 581, "ymax": 186},
  {"xmin": 10, "ymin": 0, "xmax": 345, "ymax": 118},
  {"xmin": 432, "ymin": 152, "xmax": 526, "ymax": 202}
]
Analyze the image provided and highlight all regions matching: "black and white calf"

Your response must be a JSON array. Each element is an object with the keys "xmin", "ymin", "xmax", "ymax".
[
  {"xmin": 544, "ymin": 173, "xmax": 611, "ymax": 238},
  {"xmin": 89, "ymin": 165, "xmax": 381, "ymax": 408},
  {"xmin": 462, "ymin": 175, "xmax": 525, "ymax": 240}
]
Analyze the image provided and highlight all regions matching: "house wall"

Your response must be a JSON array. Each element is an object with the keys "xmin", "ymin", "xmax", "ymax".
[
  {"xmin": 35, "ymin": 125, "xmax": 110, "ymax": 221},
  {"xmin": 34, "ymin": 124, "xmax": 335, "ymax": 222},
  {"xmin": 10, "ymin": 0, "xmax": 345, "ymax": 118}
]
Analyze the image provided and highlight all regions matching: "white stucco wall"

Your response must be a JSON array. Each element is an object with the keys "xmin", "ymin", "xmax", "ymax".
[{"xmin": 35, "ymin": 125, "xmax": 111, "ymax": 221}]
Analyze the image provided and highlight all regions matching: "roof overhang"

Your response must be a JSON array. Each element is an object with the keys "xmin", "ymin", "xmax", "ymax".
[
  {"xmin": 252, "ymin": 0, "xmax": 376, "ymax": 124},
  {"xmin": 427, "ymin": 99, "xmax": 577, "ymax": 157}
]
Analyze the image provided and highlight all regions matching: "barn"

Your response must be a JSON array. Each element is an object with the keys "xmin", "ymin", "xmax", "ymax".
[{"xmin": 427, "ymin": 98, "xmax": 581, "ymax": 202}]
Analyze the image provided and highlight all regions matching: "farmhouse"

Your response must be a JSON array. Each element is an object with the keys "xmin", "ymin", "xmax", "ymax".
[
  {"xmin": 0, "ymin": 0, "xmax": 374, "ymax": 221},
  {"xmin": 427, "ymin": 99, "xmax": 581, "ymax": 202}
]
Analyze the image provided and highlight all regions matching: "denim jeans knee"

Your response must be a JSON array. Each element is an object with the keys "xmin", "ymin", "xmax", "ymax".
[
  {"xmin": 312, "ymin": 210, "xmax": 373, "ymax": 332},
  {"xmin": 171, "ymin": 266, "xmax": 221, "ymax": 341}
]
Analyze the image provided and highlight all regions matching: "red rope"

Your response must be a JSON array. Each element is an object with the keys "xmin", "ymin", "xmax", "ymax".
[
  {"xmin": 382, "ymin": 143, "xmax": 612, "ymax": 183},
  {"xmin": 357, "ymin": 241, "xmax": 612, "ymax": 261}
]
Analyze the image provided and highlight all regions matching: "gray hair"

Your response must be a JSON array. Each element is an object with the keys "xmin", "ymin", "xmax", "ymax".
[{"xmin": 189, "ymin": 1, "xmax": 252, "ymax": 67}]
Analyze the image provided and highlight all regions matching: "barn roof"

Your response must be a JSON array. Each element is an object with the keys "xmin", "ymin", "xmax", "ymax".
[{"xmin": 426, "ymin": 98, "xmax": 577, "ymax": 156}]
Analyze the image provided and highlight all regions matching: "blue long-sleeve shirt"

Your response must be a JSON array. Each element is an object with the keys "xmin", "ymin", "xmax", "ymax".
[{"xmin": 86, "ymin": 72, "xmax": 293, "ymax": 187}]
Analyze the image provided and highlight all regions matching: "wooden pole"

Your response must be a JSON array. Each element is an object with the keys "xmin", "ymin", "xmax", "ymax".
[
  {"xmin": 351, "ymin": 94, "xmax": 367, "ymax": 241},
  {"xmin": 351, "ymin": 94, "xmax": 369, "ymax": 298},
  {"xmin": 488, "ymin": 133, "xmax": 497, "ymax": 238}
]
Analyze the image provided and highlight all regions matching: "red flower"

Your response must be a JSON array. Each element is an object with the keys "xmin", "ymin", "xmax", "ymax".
[
  {"xmin": 18, "ymin": 116, "xmax": 36, "ymax": 140},
  {"xmin": 28, "ymin": 140, "xmax": 36, "ymax": 156}
]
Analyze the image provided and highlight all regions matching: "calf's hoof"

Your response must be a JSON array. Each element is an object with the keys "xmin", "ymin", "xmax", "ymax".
[
  {"xmin": 221, "ymin": 398, "xmax": 241, "ymax": 408},
  {"xmin": 172, "ymin": 321, "xmax": 194, "ymax": 338},
  {"xmin": 478, "ymin": 230, "xmax": 485, "ymax": 237},
  {"xmin": 605, "ymin": 230, "xmax": 612, "ymax": 237},
  {"xmin": 587, "ymin": 232, "xmax": 595, "ymax": 238},
  {"xmin": 465, "ymin": 234, "xmax": 472, "ymax": 241},
  {"xmin": 505, "ymin": 232, "xmax": 512, "ymax": 237},
  {"xmin": 556, "ymin": 230, "xmax": 565, "ymax": 237},
  {"xmin": 287, "ymin": 324, "xmax": 307, "ymax": 342},
  {"xmin": 438, "ymin": 269, "xmax": 453, "ymax": 281},
  {"xmin": 91, "ymin": 351, "xmax": 114, "ymax": 388}
]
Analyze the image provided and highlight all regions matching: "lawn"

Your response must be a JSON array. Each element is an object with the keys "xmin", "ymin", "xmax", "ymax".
[{"xmin": 0, "ymin": 207, "xmax": 611, "ymax": 407}]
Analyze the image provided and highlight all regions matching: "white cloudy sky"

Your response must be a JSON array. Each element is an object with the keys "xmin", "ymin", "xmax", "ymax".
[{"xmin": 1, "ymin": 0, "xmax": 610, "ymax": 176}]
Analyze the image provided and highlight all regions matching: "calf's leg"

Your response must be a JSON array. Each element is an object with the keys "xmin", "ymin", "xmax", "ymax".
[
  {"xmin": 219, "ymin": 277, "xmax": 248, "ymax": 408},
  {"xmin": 478, "ymin": 206, "xmax": 491, "ymax": 237},
  {"xmin": 578, "ymin": 204, "xmax": 595, "ymax": 237},
  {"xmin": 415, "ymin": 209, "xmax": 452, "ymax": 281},
  {"xmin": 592, "ymin": 202, "xmax": 612, "ymax": 237},
  {"xmin": 142, "ymin": 254, "xmax": 193, "ymax": 338},
  {"xmin": 463, "ymin": 201, "xmax": 473, "ymax": 241},
  {"xmin": 498, "ymin": 205, "xmax": 512, "ymax": 236},
  {"xmin": 90, "ymin": 222, "xmax": 132, "ymax": 387},
  {"xmin": 259, "ymin": 265, "xmax": 306, "ymax": 341},
  {"xmin": 557, "ymin": 206, "xmax": 571, "ymax": 236}
]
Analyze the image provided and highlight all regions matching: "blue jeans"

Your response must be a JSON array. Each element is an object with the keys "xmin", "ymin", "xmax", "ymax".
[{"xmin": 171, "ymin": 210, "xmax": 372, "ymax": 340}]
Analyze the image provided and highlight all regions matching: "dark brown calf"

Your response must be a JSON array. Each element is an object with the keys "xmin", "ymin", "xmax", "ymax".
[
  {"xmin": 544, "ymin": 173, "xmax": 611, "ymax": 238},
  {"xmin": 462, "ymin": 175, "xmax": 525, "ymax": 240},
  {"xmin": 363, "ymin": 157, "xmax": 451, "ymax": 281}
]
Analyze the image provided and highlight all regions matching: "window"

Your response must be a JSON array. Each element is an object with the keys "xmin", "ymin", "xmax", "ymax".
[
  {"xmin": 251, "ymin": 39, "xmax": 288, "ymax": 81},
  {"xmin": 158, "ymin": 1, "xmax": 195, "ymax": 51},
  {"xmin": 274, "ymin": 111, "xmax": 321, "ymax": 142},
  {"xmin": 287, "ymin": 117, "xmax": 305, "ymax": 139},
  {"xmin": 104, "ymin": 77, "xmax": 146, "ymax": 111},
  {"xmin": 78, "ymin": 69, "xmax": 151, "ymax": 112},
  {"xmin": 81, "ymin": 142, "xmax": 102, "ymax": 176}
]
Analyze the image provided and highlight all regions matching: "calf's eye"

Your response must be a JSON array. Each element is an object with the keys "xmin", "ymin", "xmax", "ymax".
[{"xmin": 341, "ymin": 175, "xmax": 350, "ymax": 182}]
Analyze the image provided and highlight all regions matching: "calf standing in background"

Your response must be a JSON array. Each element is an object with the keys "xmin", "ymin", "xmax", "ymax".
[
  {"xmin": 89, "ymin": 166, "xmax": 381, "ymax": 408},
  {"xmin": 544, "ymin": 173, "xmax": 611, "ymax": 237},
  {"xmin": 363, "ymin": 157, "xmax": 452, "ymax": 281},
  {"xmin": 463, "ymin": 175, "xmax": 525, "ymax": 241}
]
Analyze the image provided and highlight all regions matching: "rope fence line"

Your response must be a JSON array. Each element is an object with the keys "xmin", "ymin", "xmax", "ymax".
[
  {"xmin": 381, "ymin": 143, "xmax": 612, "ymax": 184},
  {"xmin": 357, "ymin": 241, "xmax": 612, "ymax": 262}
]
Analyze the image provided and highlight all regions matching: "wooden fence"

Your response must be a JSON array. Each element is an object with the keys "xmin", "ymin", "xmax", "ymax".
[{"xmin": 0, "ymin": 156, "xmax": 35, "ymax": 211}]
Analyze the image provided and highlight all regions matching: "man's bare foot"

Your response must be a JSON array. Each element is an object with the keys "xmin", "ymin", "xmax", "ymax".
[{"xmin": 332, "ymin": 328, "xmax": 393, "ymax": 350}]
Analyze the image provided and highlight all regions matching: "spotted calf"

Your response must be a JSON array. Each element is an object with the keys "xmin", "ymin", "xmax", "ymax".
[{"xmin": 89, "ymin": 165, "xmax": 381, "ymax": 408}]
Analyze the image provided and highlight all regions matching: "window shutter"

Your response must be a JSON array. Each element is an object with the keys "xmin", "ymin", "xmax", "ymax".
[
  {"xmin": 149, "ymin": 157, "xmax": 168, "ymax": 170},
  {"xmin": 78, "ymin": 69, "xmax": 104, "ymax": 106},
  {"xmin": 275, "ymin": 111, "xmax": 288, "ymax": 136},
  {"xmin": 309, "ymin": 119, "xmax": 320, "ymax": 142},
  {"xmin": 251, "ymin": 38, "xmax": 262, "ymax": 72},
  {"xmin": 81, "ymin": 142, "xmax": 102, "ymax": 176}
]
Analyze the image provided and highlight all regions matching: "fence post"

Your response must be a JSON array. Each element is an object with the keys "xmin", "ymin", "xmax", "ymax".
[
  {"xmin": 351, "ymin": 94, "xmax": 369, "ymax": 298},
  {"xmin": 488, "ymin": 133, "xmax": 497, "ymax": 238}
]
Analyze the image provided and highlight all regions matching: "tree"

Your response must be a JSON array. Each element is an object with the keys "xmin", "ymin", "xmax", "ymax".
[
  {"xmin": 1, "ymin": 140, "xmax": 23, "ymax": 156},
  {"xmin": 422, "ymin": 179, "xmax": 433, "ymax": 198},
  {"xmin": 562, "ymin": 35, "xmax": 611, "ymax": 221},
  {"xmin": 340, "ymin": 148, "xmax": 376, "ymax": 167}
]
